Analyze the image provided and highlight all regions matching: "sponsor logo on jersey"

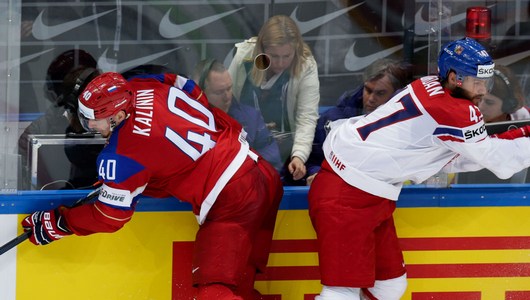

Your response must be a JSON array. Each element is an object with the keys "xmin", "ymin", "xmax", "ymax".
[
  {"xmin": 328, "ymin": 151, "xmax": 346, "ymax": 171},
  {"xmin": 158, "ymin": 7, "xmax": 244, "ymax": 39},
  {"xmin": 32, "ymin": 9, "xmax": 115, "ymax": 40},
  {"xmin": 464, "ymin": 123, "xmax": 487, "ymax": 140},
  {"xmin": 290, "ymin": 3, "xmax": 364, "ymax": 35},
  {"xmin": 99, "ymin": 186, "xmax": 132, "ymax": 208}
]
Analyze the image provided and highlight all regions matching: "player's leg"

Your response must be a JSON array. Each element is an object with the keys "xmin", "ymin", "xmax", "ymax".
[
  {"xmin": 194, "ymin": 157, "xmax": 278, "ymax": 299},
  {"xmin": 193, "ymin": 218, "xmax": 251, "ymax": 299},
  {"xmin": 308, "ymin": 160, "xmax": 397, "ymax": 298},
  {"xmin": 362, "ymin": 212, "xmax": 407, "ymax": 300},
  {"xmin": 248, "ymin": 159, "xmax": 283, "ymax": 270},
  {"xmin": 234, "ymin": 159, "xmax": 283, "ymax": 299}
]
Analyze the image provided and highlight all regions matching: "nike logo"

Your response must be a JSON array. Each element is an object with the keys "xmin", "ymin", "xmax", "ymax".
[
  {"xmin": 413, "ymin": 4, "xmax": 495, "ymax": 36},
  {"xmin": 345, "ymin": 41, "xmax": 403, "ymax": 71},
  {"xmin": 32, "ymin": 9, "xmax": 116, "ymax": 40},
  {"xmin": 223, "ymin": 48, "xmax": 236, "ymax": 69},
  {"xmin": 0, "ymin": 48, "xmax": 55, "ymax": 69},
  {"xmin": 159, "ymin": 7, "xmax": 244, "ymax": 39},
  {"xmin": 344, "ymin": 41, "xmax": 428, "ymax": 71},
  {"xmin": 97, "ymin": 47, "xmax": 182, "ymax": 72},
  {"xmin": 192, "ymin": 267, "xmax": 199, "ymax": 273},
  {"xmin": 495, "ymin": 50, "xmax": 530, "ymax": 66},
  {"xmin": 290, "ymin": 2, "xmax": 365, "ymax": 35}
]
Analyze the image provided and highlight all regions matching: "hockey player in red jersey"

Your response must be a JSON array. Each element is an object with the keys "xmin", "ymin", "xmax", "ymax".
[
  {"xmin": 21, "ymin": 71, "xmax": 283, "ymax": 300},
  {"xmin": 308, "ymin": 37, "xmax": 530, "ymax": 300}
]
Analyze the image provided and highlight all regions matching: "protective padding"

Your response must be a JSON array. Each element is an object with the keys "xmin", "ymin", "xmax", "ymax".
[
  {"xmin": 315, "ymin": 286, "xmax": 361, "ymax": 300},
  {"xmin": 192, "ymin": 221, "xmax": 252, "ymax": 286},
  {"xmin": 362, "ymin": 274, "xmax": 408, "ymax": 300}
]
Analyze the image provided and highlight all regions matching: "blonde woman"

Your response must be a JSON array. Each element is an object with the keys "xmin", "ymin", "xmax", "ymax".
[{"xmin": 228, "ymin": 15, "xmax": 320, "ymax": 183}]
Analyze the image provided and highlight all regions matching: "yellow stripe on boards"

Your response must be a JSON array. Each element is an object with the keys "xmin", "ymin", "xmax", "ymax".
[{"xmin": 404, "ymin": 249, "xmax": 530, "ymax": 264}]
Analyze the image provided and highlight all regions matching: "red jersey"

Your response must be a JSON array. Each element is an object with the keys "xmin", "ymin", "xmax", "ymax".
[{"xmin": 66, "ymin": 74, "xmax": 255, "ymax": 232}]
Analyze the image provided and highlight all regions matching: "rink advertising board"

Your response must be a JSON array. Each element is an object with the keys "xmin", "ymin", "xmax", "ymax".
[{"xmin": 2, "ymin": 186, "xmax": 530, "ymax": 299}]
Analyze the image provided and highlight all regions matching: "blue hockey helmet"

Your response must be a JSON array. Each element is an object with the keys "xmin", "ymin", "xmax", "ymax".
[{"xmin": 438, "ymin": 37, "xmax": 494, "ymax": 82}]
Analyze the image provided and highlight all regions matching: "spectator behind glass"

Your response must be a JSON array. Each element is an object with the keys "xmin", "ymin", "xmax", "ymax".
[
  {"xmin": 192, "ymin": 59, "xmax": 283, "ymax": 171},
  {"xmin": 60, "ymin": 66, "xmax": 103, "ymax": 188},
  {"xmin": 228, "ymin": 15, "xmax": 320, "ymax": 183},
  {"xmin": 304, "ymin": 58, "xmax": 413, "ymax": 185},
  {"xmin": 493, "ymin": 3, "xmax": 530, "ymax": 106},
  {"xmin": 17, "ymin": 49, "xmax": 99, "ymax": 189},
  {"xmin": 478, "ymin": 65, "xmax": 530, "ymax": 123}
]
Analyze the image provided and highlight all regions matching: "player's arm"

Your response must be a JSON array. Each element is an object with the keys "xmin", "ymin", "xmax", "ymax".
[
  {"xmin": 62, "ymin": 183, "xmax": 144, "ymax": 236},
  {"xmin": 443, "ymin": 134, "xmax": 530, "ymax": 179},
  {"xmin": 135, "ymin": 73, "xmax": 201, "ymax": 99},
  {"xmin": 445, "ymin": 125, "xmax": 530, "ymax": 173},
  {"xmin": 161, "ymin": 73, "xmax": 209, "ymax": 106},
  {"xmin": 491, "ymin": 125, "xmax": 530, "ymax": 140},
  {"xmin": 21, "ymin": 183, "xmax": 144, "ymax": 246}
]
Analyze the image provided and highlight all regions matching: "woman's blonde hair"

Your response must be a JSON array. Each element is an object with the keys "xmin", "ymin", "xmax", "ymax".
[{"xmin": 250, "ymin": 15, "xmax": 313, "ymax": 85}]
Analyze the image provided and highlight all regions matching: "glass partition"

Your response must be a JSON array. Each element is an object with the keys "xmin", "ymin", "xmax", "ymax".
[{"xmin": 1, "ymin": 0, "xmax": 529, "ymax": 191}]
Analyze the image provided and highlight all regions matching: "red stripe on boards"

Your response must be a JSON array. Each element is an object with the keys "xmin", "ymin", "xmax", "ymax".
[
  {"xmin": 270, "ymin": 237, "xmax": 530, "ymax": 253},
  {"xmin": 400, "ymin": 236, "xmax": 530, "ymax": 251},
  {"xmin": 411, "ymin": 291, "xmax": 481, "ymax": 300},
  {"xmin": 407, "ymin": 263, "xmax": 530, "ymax": 278}
]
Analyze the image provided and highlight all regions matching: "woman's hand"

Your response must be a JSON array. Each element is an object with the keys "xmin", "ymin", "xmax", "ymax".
[{"xmin": 288, "ymin": 156, "xmax": 307, "ymax": 181}]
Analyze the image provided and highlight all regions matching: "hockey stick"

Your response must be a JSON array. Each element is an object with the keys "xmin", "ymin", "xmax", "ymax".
[{"xmin": 0, "ymin": 187, "xmax": 101, "ymax": 256}]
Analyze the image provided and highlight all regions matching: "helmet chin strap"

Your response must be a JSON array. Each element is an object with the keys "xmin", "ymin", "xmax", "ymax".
[{"xmin": 109, "ymin": 117, "xmax": 117, "ymax": 132}]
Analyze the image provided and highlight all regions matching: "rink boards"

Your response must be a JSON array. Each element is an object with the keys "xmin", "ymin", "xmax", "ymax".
[{"xmin": 2, "ymin": 185, "xmax": 530, "ymax": 299}]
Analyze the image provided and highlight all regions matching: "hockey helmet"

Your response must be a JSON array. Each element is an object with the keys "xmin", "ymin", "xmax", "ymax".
[
  {"xmin": 78, "ymin": 72, "xmax": 134, "ymax": 125},
  {"xmin": 438, "ymin": 37, "xmax": 494, "ymax": 82}
]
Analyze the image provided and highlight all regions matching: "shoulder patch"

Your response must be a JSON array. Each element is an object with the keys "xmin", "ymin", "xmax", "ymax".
[{"xmin": 97, "ymin": 152, "xmax": 145, "ymax": 184}]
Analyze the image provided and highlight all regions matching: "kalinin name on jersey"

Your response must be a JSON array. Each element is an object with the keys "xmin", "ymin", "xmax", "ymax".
[
  {"xmin": 421, "ymin": 76, "xmax": 445, "ymax": 96},
  {"xmin": 133, "ymin": 89, "xmax": 154, "ymax": 136}
]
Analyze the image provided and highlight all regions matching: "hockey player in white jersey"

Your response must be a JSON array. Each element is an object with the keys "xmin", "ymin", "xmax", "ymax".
[{"xmin": 308, "ymin": 37, "xmax": 530, "ymax": 300}]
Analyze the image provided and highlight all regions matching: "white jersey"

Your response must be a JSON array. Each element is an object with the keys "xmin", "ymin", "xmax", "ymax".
[{"xmin": 323, "ymin": 76, "xmax": 530, "ymax": 200}]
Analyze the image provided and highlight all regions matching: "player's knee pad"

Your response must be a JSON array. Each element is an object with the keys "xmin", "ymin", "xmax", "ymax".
[
  {"xmin": 363, "ymin": 273, "xmax": 407, "ymax": 300},
  {"xmin": 315, "ymin": 285, "xmax": 361, "ymax": 300},
  {"xmin": 193, "ymin": 222, "xmax": 251, "ymax": 286}
]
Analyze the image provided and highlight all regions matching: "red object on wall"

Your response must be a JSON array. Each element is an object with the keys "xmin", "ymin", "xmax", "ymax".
[{"xmin": 466, "ymin": 6, "xmax": 491, "ymax": 39}]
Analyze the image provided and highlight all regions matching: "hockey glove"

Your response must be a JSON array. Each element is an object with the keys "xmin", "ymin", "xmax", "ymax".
[
  {"xmin": 21, "ymin": 206, "xmax": 72, "ymax": 245},
  {"xmin": 491, "ymin": 125, "xmax": 530, "ymax": 140}
]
